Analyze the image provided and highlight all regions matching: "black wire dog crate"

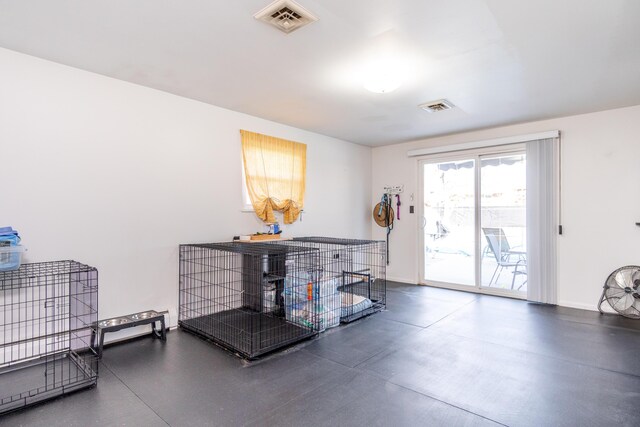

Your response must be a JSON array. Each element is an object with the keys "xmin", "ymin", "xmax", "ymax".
[
  {"xmin": 271, "ymin": 237, "xmax": 387, "ymax": 323},
  {"xmin": 179, "ymin": 242, "xmax": 322, "ymax": 359},
  {"xmin": 0, "ymin": 261, "xmax": 99, "ymax": 414}
]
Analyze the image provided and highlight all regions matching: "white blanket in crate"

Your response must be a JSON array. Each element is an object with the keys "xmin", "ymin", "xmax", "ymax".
[{"xmin": 340, "ymin": 292, "xmax": 372, "ymax": 318}]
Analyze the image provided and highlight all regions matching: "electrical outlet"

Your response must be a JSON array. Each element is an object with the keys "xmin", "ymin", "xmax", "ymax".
[{"xmin": 409, "ymin": 206, "xmax": 414, "ymax": 214}]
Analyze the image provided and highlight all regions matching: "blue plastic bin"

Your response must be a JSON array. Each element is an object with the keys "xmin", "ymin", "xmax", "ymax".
[{"xmin": 0, "ymin": 227, "xmax": 23, "ymax": 272}]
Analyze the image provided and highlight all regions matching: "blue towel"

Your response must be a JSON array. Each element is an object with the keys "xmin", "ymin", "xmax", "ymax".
[
  {"xmin": 0, "ymin": 226, "xmax": 19, "ymax": 236},
  {"xmin": 0, "ymin": 226, "xmax": 20, "ymax": 245}
]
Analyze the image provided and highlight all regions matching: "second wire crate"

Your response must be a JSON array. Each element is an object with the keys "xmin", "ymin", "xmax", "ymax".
[{"xmin": 269, "ymin": 237, "xmax": 387, "ymax": 323}]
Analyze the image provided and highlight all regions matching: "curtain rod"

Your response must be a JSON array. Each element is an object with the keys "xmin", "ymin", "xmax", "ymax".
[{"xmin": 406, "ymin": 130, "xmax": 560, "ymax": 157}]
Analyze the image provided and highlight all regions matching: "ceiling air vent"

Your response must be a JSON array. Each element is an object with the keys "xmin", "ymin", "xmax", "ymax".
[
  {"xmin": 419, "ymin": 99, "xmax": 455, "ymax": 113},
  {"xmin": 254, "ymin": 0, "xmax": 318, "ymax": 34}
]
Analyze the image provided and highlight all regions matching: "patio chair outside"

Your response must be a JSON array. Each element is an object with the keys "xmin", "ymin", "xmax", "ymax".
[{"xmin": 482, "ymin": 227, "xmax": 527, "ymax": 290}]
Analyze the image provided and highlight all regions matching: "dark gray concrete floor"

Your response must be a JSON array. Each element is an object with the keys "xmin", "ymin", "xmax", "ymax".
[{"xmin": 2, "ymin": 282, "xmax": 640, "ymax": 427}]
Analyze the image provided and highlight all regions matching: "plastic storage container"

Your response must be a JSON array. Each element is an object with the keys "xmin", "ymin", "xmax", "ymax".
[
  {"xmin": 0, "ymin": 227, "xmax": 24, "ymax": 272},
  {"xmin": 0, "ymin": 246, "xmax": 26, "ymax": 272},
  {"xmin": 284, "ymin": 275, "xmax": 340, "ymax": 331}
]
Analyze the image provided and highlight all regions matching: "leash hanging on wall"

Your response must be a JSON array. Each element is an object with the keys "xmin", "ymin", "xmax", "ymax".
[{"xmin": 373, "ymin": 194, "xmax": 394, "ymax": 265}]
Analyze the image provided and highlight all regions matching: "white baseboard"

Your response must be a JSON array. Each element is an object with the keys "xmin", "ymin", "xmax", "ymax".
[
  {"xmin": 386, "ymin": 276, "xmax": 417, "ymax": 285},
  {"xmin": 557, "ymin": 300, "xmax": 598, "ymax": 312}
]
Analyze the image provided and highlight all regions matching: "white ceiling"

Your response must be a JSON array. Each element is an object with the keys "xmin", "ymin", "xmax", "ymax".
[{"xmin": 1, "ymin": 0, "xmax": 639, "ymax": 146}]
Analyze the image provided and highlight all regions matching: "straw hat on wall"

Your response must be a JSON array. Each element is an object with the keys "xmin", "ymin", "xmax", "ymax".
[{"xmin": 373, "ymin": 202, "xmax": 394, "ymax": 227}]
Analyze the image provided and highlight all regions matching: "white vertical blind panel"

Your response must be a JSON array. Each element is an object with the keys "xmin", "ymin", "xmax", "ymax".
[{"xmin": 526, "ymin": 137, "xmax": 559, "ymax": 304}]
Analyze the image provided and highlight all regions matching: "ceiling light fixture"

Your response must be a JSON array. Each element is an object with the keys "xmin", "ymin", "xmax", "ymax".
[
  {"xmin": 363, "ymin": 72, "xmax": 402, "ymax": 94},
  {"xmin": 362, "ymin": 61, "xmax": 403, "ymax": 94}
]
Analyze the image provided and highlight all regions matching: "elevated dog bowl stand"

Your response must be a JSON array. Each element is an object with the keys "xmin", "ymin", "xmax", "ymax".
[{"xmin": 95, "ymin": 310, "xmax": 167, "ymax": 358}]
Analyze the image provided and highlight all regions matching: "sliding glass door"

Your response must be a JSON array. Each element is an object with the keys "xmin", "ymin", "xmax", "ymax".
[
  {"xmin": 423, "ymin": 158, "xmax": 476, "ymax": 287},
  {"xmin": 480, "ymin": 153, "xmax": 527, "ymax": 292},
  {"xmin": 420, "ymin": 148, "xmax": 527, "ymax": 297}
]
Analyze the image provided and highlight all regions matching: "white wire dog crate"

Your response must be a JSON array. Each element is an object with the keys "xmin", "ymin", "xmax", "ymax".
[
  {"xmin": 270, "ymin": 237, "xmax": 387, "ymax": 323},
  {"xmin": 0, "ymin": 261, "xmax": 99, "ymax": 414},
  {"xmin": 179, "ymin": 242, "xmax": 322, "ymax": 359}
]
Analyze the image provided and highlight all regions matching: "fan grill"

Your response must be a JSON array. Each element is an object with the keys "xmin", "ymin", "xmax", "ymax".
[{"xmin": 598, "ymin": 265, "xmax": 640, "ymax": 319}]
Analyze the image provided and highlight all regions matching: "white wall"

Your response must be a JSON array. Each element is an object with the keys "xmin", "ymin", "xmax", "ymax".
[
  {"xmin": 0, "ymin": 48, "xmax": 372, "ymax": 338},
  {"xmin": 372, "ymin": 105, "xmax": 640, "ymax": 310}
]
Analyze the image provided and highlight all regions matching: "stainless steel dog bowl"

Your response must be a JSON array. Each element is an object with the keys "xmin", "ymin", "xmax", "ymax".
[
  {"xmin": 99, "ymin": 317, "xmax": 130, "ymax": 328},
  {"xmin": 129, "ymin": 310, "xmax": 159, "ymax": 321}
]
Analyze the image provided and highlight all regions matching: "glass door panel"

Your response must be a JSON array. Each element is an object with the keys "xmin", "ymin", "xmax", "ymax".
[
  {"xmin": 423, "ymin": 159, "xmax": 476, "ymax": 286},
  {"xmin": 480, "ymin": 154, "xmax": 527, "ymax": 292}
]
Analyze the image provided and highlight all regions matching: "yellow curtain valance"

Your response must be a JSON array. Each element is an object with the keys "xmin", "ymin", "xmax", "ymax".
[{"xmin": 240, "ymin": 130, "xmax": 306, "ymax": 224}]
